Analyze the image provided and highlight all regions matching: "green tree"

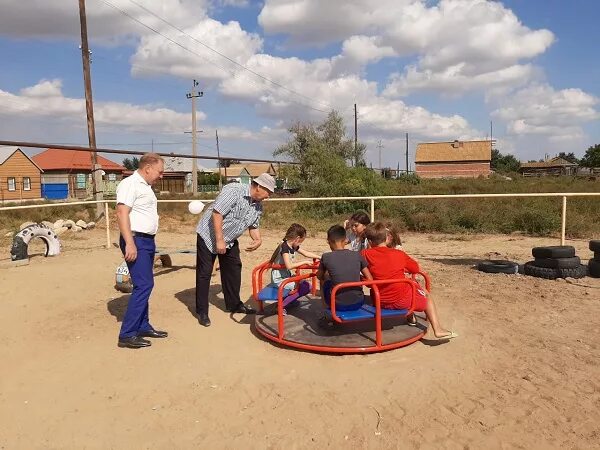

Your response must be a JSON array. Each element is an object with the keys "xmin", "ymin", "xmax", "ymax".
[
  {"xmin": 557, "ymin": 152, "xmax": 579, "ymax": 164},
  {"xmin": 580, "ymin": 144, "xmax": 600, "ymax": 168},
  {"xmin": 274, "ymin": 111, "xmax": 382, "ymax": 198},
  {"xmin": 275, "ymin": 110, "xmax": 365, "ymax": 168},
  {"xmin": 491, "ymin": 149, "xmax": 520, "ymax": 173},
  {"xmin": 122, "ymin": 156, "xmax": 139, "ymax": 170}
]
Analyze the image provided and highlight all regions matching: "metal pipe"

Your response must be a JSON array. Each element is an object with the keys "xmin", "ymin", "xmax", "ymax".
[
  {"xmin": 561, "ymin": 196, "xmax": 567, "ymax": 245},
  {"xmin": 105, "ymin": 201, "xmax": 110, "ymax": 249},
  {"xmin": 0, "ymin": 140, "xmax": 298, "ymax": 165},
  {"xmin": 370, "ymin": 198, "xmax": 375, "ymax": 222}
]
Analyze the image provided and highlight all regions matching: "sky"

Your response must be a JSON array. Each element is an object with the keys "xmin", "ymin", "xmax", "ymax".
[{"xmin": 0, "ymin": 0, "xmax": 598, "ymax": 169}]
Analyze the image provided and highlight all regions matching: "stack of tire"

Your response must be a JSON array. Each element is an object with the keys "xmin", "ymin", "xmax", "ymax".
[
  {"xmin": 589, "ymin": 240, "xmax": 600, "ymax": 278},
  {"xmin": 524, "ymin": 245, "xmax": 586, "ymax": 280}
]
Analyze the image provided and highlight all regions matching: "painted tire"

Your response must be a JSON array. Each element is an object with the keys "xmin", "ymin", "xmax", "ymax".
[
  {"xmin": 115, "ymin": 261, "xmax": 133, "ymax": 293},
  {"xmin": 10, "ymin": 224, "xmax": 61, "ymax": 261}
]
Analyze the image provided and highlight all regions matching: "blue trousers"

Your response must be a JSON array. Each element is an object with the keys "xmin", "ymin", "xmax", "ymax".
[{"xmin": 119, "ymin": 235, "xmax": 155, "ymax": 338}]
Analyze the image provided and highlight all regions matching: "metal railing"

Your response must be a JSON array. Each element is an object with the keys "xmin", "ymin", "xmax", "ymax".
[{"xmin": 1, "ymin": 192, "xmax": 599, "ymax": 249}]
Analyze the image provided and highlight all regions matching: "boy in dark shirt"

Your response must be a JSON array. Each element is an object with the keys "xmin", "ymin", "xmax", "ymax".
[{"xmin": 317, "ymin": 225, "xmax": 372, "ymax": 311}]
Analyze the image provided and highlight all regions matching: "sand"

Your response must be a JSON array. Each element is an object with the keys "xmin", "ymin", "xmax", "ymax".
[{"xmin": 0, "ymin": 226, "xmax": 599, "ymax": 449}]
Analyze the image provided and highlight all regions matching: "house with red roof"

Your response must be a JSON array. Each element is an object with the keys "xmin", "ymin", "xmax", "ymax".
[{"xmin": 32, "ymin": 149, "xmax": 125, "ymax": 199}]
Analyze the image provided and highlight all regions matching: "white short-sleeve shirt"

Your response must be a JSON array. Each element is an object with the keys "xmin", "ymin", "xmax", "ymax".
[{"xmin": 116, "ymin": 170, "xmax": 159, "ymax": 235}]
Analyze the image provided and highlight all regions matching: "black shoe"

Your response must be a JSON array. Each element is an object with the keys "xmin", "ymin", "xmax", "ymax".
[
  {"xmin": 198, "ymin": 313, "xmax": 211, "ymax": 327},
  {"xmin": 138, "ymin": 329, "xmax": 168, "ymax": 338},
  {"xmin": 118, "ymin": 336, "xmax": 151, "ymax": 349},
  {"xmin": 229, "ymin": 303, "xmax": 256, "ymax": 314}
]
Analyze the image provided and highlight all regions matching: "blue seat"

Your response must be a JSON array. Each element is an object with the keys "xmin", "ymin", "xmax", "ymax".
[
  {"xmin": 256, "ymin": 283, "xmax": 291, "ymax": 302},
  {"xmin": 325, "ymin": 305, "xmax": 408, "ymax": 321}
]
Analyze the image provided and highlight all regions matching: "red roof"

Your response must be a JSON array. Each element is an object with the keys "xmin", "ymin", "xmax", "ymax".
[{"xmin": 32, "ymin": 149, "xmax": 125, "ymax": 172}]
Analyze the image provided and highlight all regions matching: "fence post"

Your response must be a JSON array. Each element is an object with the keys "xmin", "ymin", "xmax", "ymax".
[
  {"xmin": 370, "ymin": 198, "xmax": 375, "ymax": 222},
  {"xmin": 104, "ymin": 201, "xmax": 111, "ymax": 249},
  {"xmin": 560, "ymin": 196, "xmax": 567, "ymax": 245}
]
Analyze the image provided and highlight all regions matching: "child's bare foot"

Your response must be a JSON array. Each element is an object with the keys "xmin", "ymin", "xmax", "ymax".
[{"xmin": 432, "ymin": 330, "xmax": 458, "ymax": 339}]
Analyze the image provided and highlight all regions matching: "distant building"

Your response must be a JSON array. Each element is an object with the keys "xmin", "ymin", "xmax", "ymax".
[
  {"xmin": 218, "ymin": 163, "xmax": 277, "ymax": 184},
  {"xmin": 519, "ymin": 157, "xmax": 578, "ymax": 177},
  {"xmin": 161, "ymin": 156, "xmax": 214, "ymax": 193},
  {"xmin": 33, "ymin": 149, "xmax": 125, "ymax": 199},
  {"xmin": 415, "ymin": 140, "xmax": 492, "ymax": 179},
  {"xmin": 0, "ymin": 146, "xmax": 43, "ymax": 203}
]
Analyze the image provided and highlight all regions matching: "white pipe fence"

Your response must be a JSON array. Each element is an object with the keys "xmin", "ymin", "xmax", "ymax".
[{"xmin": 1, "ymin": 192, "xmax": 599, "ymax": 249}]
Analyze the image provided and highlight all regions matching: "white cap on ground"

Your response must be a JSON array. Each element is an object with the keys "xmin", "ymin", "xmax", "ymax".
[{"xmin": 188, "ymin": 200, "xmax": 205, "ymax": 214}]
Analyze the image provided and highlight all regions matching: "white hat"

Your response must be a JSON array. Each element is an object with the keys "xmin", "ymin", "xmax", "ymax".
[{"xmin": 253, "ymin": 173, "xmax": 276, "ymax": 193}]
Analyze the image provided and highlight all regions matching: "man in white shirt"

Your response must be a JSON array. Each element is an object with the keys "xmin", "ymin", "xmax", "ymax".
[{"xmin": 116, "ymin": 153, "xmax": 166, "ymax": 349}]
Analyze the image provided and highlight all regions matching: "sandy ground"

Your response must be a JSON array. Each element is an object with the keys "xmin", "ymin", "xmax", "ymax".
[{"xmin": 0, "ymin": 224, "xmax": 599, "ymax": 449}]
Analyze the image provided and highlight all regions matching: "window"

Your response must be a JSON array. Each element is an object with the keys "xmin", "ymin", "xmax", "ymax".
[
  {"xmin": 108, "ymin": 173, "xmax": 117, "ymax": 181},
  {"xmin": 7, "ymin": 177, "xmax": 16, "ymax": 191},
  {"xmin": 23, "ymin": 177, "xmax": 31, "ymax": 191},
  {"xmin": 76, "ymin": 173, "xmax": 86, "ymax": 189}
]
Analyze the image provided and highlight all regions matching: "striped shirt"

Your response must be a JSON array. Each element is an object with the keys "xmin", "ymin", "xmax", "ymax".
[{"xmin": 196, "ymin": 183, "xmax": 262, "ymax": 253}]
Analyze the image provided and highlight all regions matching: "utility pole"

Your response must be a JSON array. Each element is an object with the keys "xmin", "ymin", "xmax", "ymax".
[
  {"xmin": 354, "ymin": 103, "xmax": 358, "ymax": 167},
  {"xmin": 376, "ymin": 140, "xmax": 384, "ymax": 175},
  {"xmin": 78, "ymin": 0, "xmax": 103, "ymax": 218},
  {"xmin": 186, "ymin": 80, "xmax": 203, "ymax": 195},
  {"xmin": 215, "ymin": 129, "xmax": 222, "ymax": 191},
  {"xmin": 405, "ymin": 133, "xmax": 409, "ymax": 174}
]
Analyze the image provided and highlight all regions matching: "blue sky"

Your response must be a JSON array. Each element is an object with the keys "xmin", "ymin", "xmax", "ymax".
[{"xmin": 0, "ymin": 0, "xmax": 598, "ymax": 168}]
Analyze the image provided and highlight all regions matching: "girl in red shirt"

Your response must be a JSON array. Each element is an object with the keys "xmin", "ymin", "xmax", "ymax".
[{"xmin": 362, "ymin": 222, "xmax": 457, "ymax": 340}]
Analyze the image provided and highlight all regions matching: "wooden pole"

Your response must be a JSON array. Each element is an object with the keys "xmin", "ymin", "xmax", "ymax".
[
  {"xmin": 215, "ymin": 129, "xmax": 222, "ymax": 191},
  {"xmin": 78, "ymin": 0, "xmax": 103, "ymax": 218},
  {"xmin": 354, "ymin": 104, "xmax": 358, "ymax": 167},
  {"xmin": 561, "ymin": 196, "xmax": 567, "ymax": 245}
]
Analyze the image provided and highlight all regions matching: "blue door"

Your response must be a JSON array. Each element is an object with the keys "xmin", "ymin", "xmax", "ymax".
[{"xmin": 41, "ymin": 183, "xmax": 69, "ymax": 200}]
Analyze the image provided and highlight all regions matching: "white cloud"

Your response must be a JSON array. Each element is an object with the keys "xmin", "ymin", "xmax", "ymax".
[
  {"xmin": 0, "ymin": 0, "xmax": 207, "ymax": 43},
  {"xmin": 0, "ymin": 79, "xmax": 202, "ymax": 134},
  {"xmin": 260, "ymin": 0, "xmax": 554, "ymax": 96},
  {"xmin": 130, "ymin": 17, "xmax": 262, "ymax": 83},
  {"xmin": 491, "ymin": 84, "xmax": 599, "ymax": 141}
]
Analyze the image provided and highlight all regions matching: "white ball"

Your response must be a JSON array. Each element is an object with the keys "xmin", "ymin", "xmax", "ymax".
[{"xmin": 188, "ymin": 200, "xmax": 205, "ymax": 214}]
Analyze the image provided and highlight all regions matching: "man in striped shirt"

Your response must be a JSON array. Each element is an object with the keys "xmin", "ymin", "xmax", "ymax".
[{"xmin": 195, "ymin": 173, "xmax": 275, "ymax": 326}]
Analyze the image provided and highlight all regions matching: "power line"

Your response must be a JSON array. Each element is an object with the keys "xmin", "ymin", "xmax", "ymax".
[
  {"xmin": 98, "ymin": 0, "xmax": 331, "ymax": 114},
  {"xmin": 125, "ymin": 0, "xmax": 336, "ymax": 112}
]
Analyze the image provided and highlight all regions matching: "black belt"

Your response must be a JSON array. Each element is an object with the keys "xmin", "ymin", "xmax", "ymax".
[{"xmin": 131, "ymin": 232, "xmax": 155, "ymax": 239}]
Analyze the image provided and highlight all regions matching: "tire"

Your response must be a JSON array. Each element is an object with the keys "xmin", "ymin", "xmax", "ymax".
[
  {"xmin": 589, "ymin": 240, "xmax": 600, "ymax": 252},
  {"xmin": 595, "ymin": 252, "xmax": 600, "ymax": 260},
  {"xmin": 524, "ymin": 261, "xmax": 587, "ymax": 280},
  {"xmin": 557, "ymin": 265, "xmax": 587, "ymax": 279},
  {"xmin": 589, "ymin": 259, "xmax": 600, "ymax": 278},
  {"xmin": 523, "ymin": 261, "xmax": 558, "ymax": 279},
  {"xmin": 531, "ymin": 245, "xmax": 575, "ymax": 259},
  {"xmin": 477, "ymin": 260, "xmax": 519, "ymax": 274},
  {"xmin": 533, "ymin": 256, "xmax": 581, "ymax": 269},
  {"xmin": 10, "ymin": 223, "xmax": 61, "ymax": 261}
]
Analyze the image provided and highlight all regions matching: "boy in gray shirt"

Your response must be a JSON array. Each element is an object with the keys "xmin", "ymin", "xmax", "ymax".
[{"xmin": 317, "ymin": 225, "xmax": 373, "ymax": 311}]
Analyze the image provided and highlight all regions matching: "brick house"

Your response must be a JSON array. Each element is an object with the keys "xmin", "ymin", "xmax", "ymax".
[
  {"xmin": 0, "ymin": 146, "xmax": 43, "ymax": 203},
  {"xmin": 415, "ymin": 140, "xmax": 492, "ymax": 179}
]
